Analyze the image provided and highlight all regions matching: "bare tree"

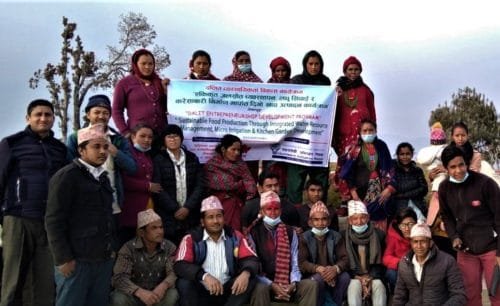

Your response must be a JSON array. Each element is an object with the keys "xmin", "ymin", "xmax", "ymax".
[{"xmin": 29, "ymin": 12, "xmax": 170, "ymax": 141}]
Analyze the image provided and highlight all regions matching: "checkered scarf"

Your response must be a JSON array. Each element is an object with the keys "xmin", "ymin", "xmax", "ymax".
[{"xmin": 273, "ymin": 223, "xmax": 290, "ymax": 285}]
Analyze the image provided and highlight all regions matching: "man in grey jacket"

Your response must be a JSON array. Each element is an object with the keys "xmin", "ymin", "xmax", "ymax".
[{"xmin": 392, "ymin": 221, "xmax": 466, "ymax": 305}]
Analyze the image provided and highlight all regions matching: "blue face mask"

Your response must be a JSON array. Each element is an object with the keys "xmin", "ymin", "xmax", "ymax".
[
  {"xmin": 238, "ymin": 64, "xmax": 252, "ymax": 73},
  {"xmin": 263, "ymin": 215, "xmax": 281, "ymax": 227},
  {"xmin": 351, "ymin": 223, "xmax": 369, "ymax": 234},
  {"xmin": 311, "ymin": 227, "xmax": 329, "ymax": 237},
  {"xmin": 449, "ymin": 171, "xmax": 469, "ymax": 184},
  {"xmin": 133, "ymin": 143, "xmax": 151, "ymax": 153},
  {"xmin": 361, "ymin": 134, "xmax": 376, "ymax": 143}
]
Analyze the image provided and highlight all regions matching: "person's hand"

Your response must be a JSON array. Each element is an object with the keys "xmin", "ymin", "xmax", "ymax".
[
  {"xmin": 335, "ymin": 86, "xmax": 343, "ymax": 96},
  {"xmin": 174, "ymin": 207, "xmax": 189, "ymax": 220},
  {"xmin": 161, "ymin": 78, "xmax": 170, "ymax": 89},
  {"xmin": 321, "ymin": 266, "xmax": 338, "ymax": 283},
  {"xmin": 203, "ymin": 274, "xmax": 223, "ymax": 296},
  {"xmin": 58, "ymin": 260, "xmax": 76, "ymax": 278},
  {"xmin": 149, "ymin": 182, "xmax": 163, "ymax": 193},
  {"xmin": 284, "ymin": 282, "xmax": 297, "ymax": 295},
  {"xmin": 152, "ymin": 282, "xmax": 170, "ymax": 300},
  {"xmin": 452, "ymin": 237, "xmax": 465, "ymax": 251},
  {"xmin": 271, "ymin": 282, "xmax": 291, "ymax": 301},
  {"xmin": 135, "ymin": 288, "xmax": 161, "ymax": 305},
  {"xmin": 378, "ymin": 188, "xmax": 392, "ymax": 204},
  {"xmin": 496, "ymin": 256, "xmax": 500, "ymax": 267},
  {"xmin": 231, "ymin": 271, "xmax": 250, "ymax": 295},
  {"xmin": 107, "ymin": 143, "xmax": 118, "ymax": 157},
  {"xmin": 428, "ymin": 166, "xmax": 446, "ymax": 181}
]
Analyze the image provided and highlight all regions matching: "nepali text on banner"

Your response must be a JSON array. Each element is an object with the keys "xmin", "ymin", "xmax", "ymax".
[{"xmin": 167, "ymin": 80, "xmax": 336, "ymax": 167}]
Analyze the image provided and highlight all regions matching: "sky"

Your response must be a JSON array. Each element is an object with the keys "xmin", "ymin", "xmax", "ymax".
[{"xmin": 1, "ymin": 0, "xmax": 499, "ymax": 158}]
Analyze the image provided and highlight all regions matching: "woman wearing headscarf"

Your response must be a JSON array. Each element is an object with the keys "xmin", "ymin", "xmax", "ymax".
[
  {"xmin": 338, "ymin": 119, "xmax": 396, "ymax": 232},
  {"xmin": 267, "ymin": 56, "xmax": 291, "ymax": 83},
  {"xmin": 223, "ymin": 50, "xmax": 262, "ymax": 181},
  {"xmin": 204, "ymin": 134, "xmax": 257, "ymax": 230},
  {"xmin": 186, "ymin": 49, "xmax": 219, "ymax": 80},
  {"xmin": 263, "ymin": 56, "xmax": 292, "ymax": 191},
  {"xmin": 223, "ymin": 50, "xmax": 262, "ymax": 82},
  {"xmin": 290, "ymin": 50, "xmax": 331, "ymax": 85},
  {"xmin": 286, "ymin": 50, "xmax": 331, "ymax": 205},
  {"xmin": 332, "ymin": 56, "xmax": 375, "ymax": 157},
  {"xmin": 112, "ymin": 49, "xmax": 168, "ymax": 138}
]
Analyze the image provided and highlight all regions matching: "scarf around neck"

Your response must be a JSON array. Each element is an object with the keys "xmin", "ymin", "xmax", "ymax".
[{"xmin": 345, "ymin": 223, "xmax": 382, "ymax": 272}]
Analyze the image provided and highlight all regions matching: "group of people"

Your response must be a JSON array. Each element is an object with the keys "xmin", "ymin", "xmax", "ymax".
[{"xmin": 0, "ymin": 46, "xmax": 499, "ymax": 306}]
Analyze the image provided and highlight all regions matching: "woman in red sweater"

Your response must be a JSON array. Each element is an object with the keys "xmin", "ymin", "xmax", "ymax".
[{"xmin": 382, "ymin": 207, "xmax": 417, "ymax": 293}]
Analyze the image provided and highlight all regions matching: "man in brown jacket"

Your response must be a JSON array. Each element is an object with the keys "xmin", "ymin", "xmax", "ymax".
[{"xmin": 110, "ymin": 209, "xmax": 178, "ymax": 306}]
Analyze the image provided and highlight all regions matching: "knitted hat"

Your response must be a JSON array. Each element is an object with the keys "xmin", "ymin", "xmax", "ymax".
[
  {"xmin": 77, "ymin": 123, "xmax": 107, "ymax": 145},
  {"xmin": 430, "ymin": 122, "xmax": 446, "ymax": 145},
  {"xmin": 201, "ymin": 195, "xmax": 223, "ymax": 212},
  {"xmin": 260, "ymin": 190, "xmax": 281, "ymax": 208},
  {"xmin": 343, "ymin": 56, "xmax": 363, "ymax": 72},
  {"xmin": 84, "ymin": 94, "xmax": 111, "ymax": 113},
  {"xmin": 348, "ymin": 200, "xmax": 367, "ymax": 216},
  {"xmin": 410, "ymin": 220, "xmax": 432, "ymax": 238},
  {"xmin": 309, "ymin": 201, "xmax": 330, "ymax": 217},
  {"xmin": 137, "ymin": 209, "xmax": 162, "ymax": 228},
  {"xmin": 270, "ymin": 56, "xmax": 291, "ymax": 72}
]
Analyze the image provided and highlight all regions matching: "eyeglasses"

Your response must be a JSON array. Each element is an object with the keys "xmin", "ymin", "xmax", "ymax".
[{"xmin": 399, "ymin": 222, "xmax": 416, "ymax": 229}]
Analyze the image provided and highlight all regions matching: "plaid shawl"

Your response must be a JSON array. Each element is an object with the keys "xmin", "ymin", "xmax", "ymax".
[
  {"xmin": 223, "ymin": 56, "xmax": 263, "ymax": 83},
  {"xmin": 204, "ymin": 154, "xmax": 257, "ymax": 200},
  {"xmin": 274, "ymin": 223, "xmax": 291, "ymax": 285}
]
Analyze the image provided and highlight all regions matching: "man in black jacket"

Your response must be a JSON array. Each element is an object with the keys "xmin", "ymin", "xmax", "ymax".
[
  {"xmin": 392, "ymin": 221, "xmax": 466, "ymax": 305},
  {"xmin": 0, "ymin": 99, "xmax": 67, "ymax": 306},
  {"xmin": 46, "ymin": 124, "xmax": 115, "ymax": 306},
  {"xmin": 174, "ymin": 196, "xmax": 259, "ymax": 306}
]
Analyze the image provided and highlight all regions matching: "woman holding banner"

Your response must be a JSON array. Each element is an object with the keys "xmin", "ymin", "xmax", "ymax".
[
  {"xmin": 204, "ymin": 134, "xmax": 257, "ymax": 230},
  {"xmin": 287, "ymin": 50, "xmax": 331, "ymax": 205},
  {"xmin": 223, "ymin": 50, "xmax": 262, "ymax": 181},
  {"xmin": 112, "ymin": 49, "xmax": 168, "ymax": 138}
]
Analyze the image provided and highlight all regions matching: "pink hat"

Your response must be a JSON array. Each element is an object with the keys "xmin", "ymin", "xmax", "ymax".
[
  {"xmin": 430, "ymin": 122, "xmax": 446, "ymax": 145},
  {"xmin": 343, "ymin": 56, "xmax": 363, "ymax": 72},
  {"xmin": 201, "ymin": 195, "xmax": 223, "ymax": 212},
  {"xmin": 137, "ymin": 209, "xmax": 162, "ymax": 228},
  {"xmin": 410, "ymin": 220, "xmax": 432, "ymax": 238},
  {"xmin": 348, "ymin": 200, "xmax": 367, "ymax": 216},
  {"xmin": 309, "ymin": 201, "xmax": 330, "ymax": 217},
  {"xmin": 77, "ymin": 124, "xmax": 107, "ymax": 145},
  {"xmin": 260, "ymin": 190, "xmax": 280, "ymax": 208}
]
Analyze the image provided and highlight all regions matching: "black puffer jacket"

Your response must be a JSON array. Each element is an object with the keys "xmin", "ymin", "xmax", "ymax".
[
  {"xmin": 392, "ymin": 245, "xmax": 466, "ymax": 306},
  {"xmin": 0, "ymin": 126, "xmax": 67, "ymax": 220}
]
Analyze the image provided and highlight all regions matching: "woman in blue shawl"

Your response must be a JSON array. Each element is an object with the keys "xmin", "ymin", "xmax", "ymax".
[{"xmin": 338, "ymin": 118, "xmax": 395, "ymax": 232}]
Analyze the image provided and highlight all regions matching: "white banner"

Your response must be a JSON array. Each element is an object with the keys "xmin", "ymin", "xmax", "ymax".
[{"xmin": 167, "ymin": 80, "xmax": 336, "ymax": 167}]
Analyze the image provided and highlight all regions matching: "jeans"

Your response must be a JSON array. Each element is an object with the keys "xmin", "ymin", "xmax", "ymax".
[{"xmin": 54, "ymin": 259, "xmax": 113, "ymax": 306}]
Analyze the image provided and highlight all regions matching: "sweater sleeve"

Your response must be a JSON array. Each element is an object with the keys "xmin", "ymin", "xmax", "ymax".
[
  {"xmin": 112, "ymin": 79, "xmax": 130, "ymax": 135},
  {"xmin": 484, "ymin": 177, "xmax": 500, "ymax": 255},
  {"xmin": 382, "ymin": 235, "xmax": 401, "ymax": 270},
  {"xmin": 173, "ymin": 235, "xmax": 205, "ymax": 281},
  {"xmin": 45, "ymin": 168, "xmax": 75, "ymax": 265},
  {"xmin": 298, "ymin": 234, "xmax": 317, "ymax": 274},
  {"xmin": 0, "ymin": 138, "xmax": 12, "ymax": 201},
  {"xmin": 438, "ymin": 183, "xmax": 459, "ymax": 241},
  {"xmin": 111, "ymin": 243, "xmax": 140, "ymax": 295},
  {"xmin": 183, "ymin": 155, "xmax": 205, "ymax": 213}
]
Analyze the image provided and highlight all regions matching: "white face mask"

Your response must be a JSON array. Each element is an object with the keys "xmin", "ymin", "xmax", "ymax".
[
  {"xmin": 449, "ymin": 171, "xmax": 469, "ymax": 184},
  {"xmin": 263, "ymin": 215, "xmax": 281, "ymax": 227},
  {"xmin": 311, "ymin": 227, "xmax": 329, "ymax": 237},
  {"xmin": 238, "ymin": 63, "xmax": 252, "ymax": 73},
  {"xmin": 133, "ymin": 143, "xmax": 151, "ymax": 152},
  {"xmin": 351, "ymin": 223, "xmax": 368, "ymax": 234},
  {"xmin": 361, "ymin": 134, "xmax": 376, "ymax": 143}
]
